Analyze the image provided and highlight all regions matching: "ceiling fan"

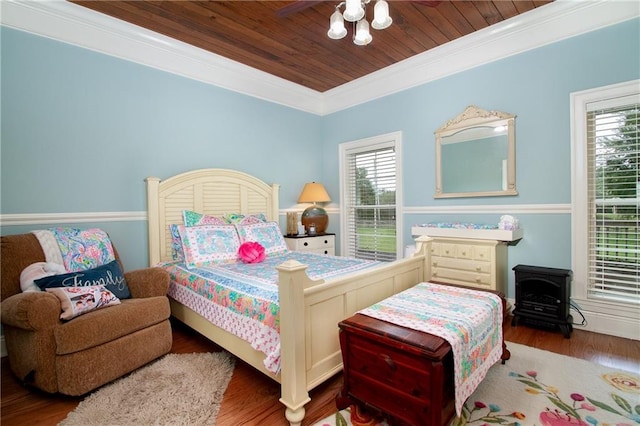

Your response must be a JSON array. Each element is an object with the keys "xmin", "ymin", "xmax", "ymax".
[{"xmin": 276, "ymin": 0, "xmax": 441, "ymax": 18}]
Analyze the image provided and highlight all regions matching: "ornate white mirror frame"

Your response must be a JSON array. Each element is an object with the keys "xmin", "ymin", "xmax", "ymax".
[{"xmin": 435, "ymin": 105, "xmax": 517, "ymax": 198}]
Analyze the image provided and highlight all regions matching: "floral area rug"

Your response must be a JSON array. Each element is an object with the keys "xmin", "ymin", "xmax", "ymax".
[{"xmin": 313, "ymin": 342, "xmax": 639, "ymax": 426}]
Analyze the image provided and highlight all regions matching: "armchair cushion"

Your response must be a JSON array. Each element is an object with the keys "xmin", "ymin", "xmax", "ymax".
[
  {"xmin": 34, "ymin": 259, "xmax": 131, "ymax": 299},
  {"xmin": 54, "ymin": 296, "xmax": 171, "ymax": 355}
]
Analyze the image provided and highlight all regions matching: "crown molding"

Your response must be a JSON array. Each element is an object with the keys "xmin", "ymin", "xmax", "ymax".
[
  {"xmin": 2, "ymin": 1, "xmax": 638, "ymax": 116},
  {"xmin": 0, "ymin": 0, "xmax": 323, "ymax": 114},
  {"xmin": 323, "ymin": 0, "xmax": 640, "ymax": 114}
]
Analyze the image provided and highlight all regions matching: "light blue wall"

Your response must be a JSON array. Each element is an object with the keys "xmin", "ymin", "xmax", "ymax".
[
  {"xmin": 321, "ymin": 18, "xmax": 639, "ymax": 296},
  {"xmin": 1, "ymin": 27, "xmax": 322, "ymax": 270},
  {"xmin": 2, "ymin": 19, "xmax": 639, "ymax": 296}
]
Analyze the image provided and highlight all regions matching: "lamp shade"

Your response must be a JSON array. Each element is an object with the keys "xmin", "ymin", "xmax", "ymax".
[
  {"xmin": 353, "ymin": 19, "xmax": 372, "ymax": 46},
  {"xmin": 298, "ymin": 182, "xmax": 331, "ymax": 235},
  {"xmin": 297, "ymin": 182, "xmax": 331, "ymax": 203},
  {"xmin": 343, "ymin": 0, "xmax": 365, "ymax": 22},
  {"xmin": 328, "ymin": 10, "xmax": 348, "ymax": 39},
  {"xmin": 372, "ymin": 0, "xmax": 392, "ymax": 30}
]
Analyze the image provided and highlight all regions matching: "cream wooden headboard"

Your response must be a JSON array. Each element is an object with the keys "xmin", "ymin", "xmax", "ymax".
[{"xmin": 146, "ymin": 168, "xmax": 280, "ymax": 266}]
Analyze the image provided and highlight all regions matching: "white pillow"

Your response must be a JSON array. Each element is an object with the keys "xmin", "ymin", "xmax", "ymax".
[
  {"xmin": 178, "ymin": 224, "xmax": 241, "ymax": 269},
  {"xmin": 20, "ymin": 262, "xmax": 66, "ymax": 292},
  {"xmin": 235, "ymin": 221, "xmax": 288, "ymax": 256}
]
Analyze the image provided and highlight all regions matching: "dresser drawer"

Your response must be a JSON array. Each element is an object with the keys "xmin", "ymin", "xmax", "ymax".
[
  {"xmin": 473, "ymin": 245, "xmax": 493, "ymax": 261},
  {"xmin": 284, "ymin": 234, "xmax": 335, "ymax": 255},
  {"xmin": 434, "ymin": 243, "xmax": 457, "ymax": 258},
  {"xmin": 298, "ymin": 236, "xmax": 333, "ymax": 250},
  {"xmin": 432, "ymin": 266, "xmax": 493, "ymax": 288},
  {"xmin": 428, "ymin": 238, "xmax": 506, "ymax": 293},
  {"xmin": 432, "ymin": 256, "xmax": 491, "ymax": 274}
]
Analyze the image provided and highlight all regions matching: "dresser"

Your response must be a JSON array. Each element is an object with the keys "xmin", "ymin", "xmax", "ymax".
[
  {"xmin": 284, "ymin": 233, "xmax": 335, "ymax": 255},
  {"xmin": 430, "ymin": 237, "xmax": 507, "ymax": 294},
  {"xmin": 337, "ymin": 313, "xmax": 456, "ymax": 426}
]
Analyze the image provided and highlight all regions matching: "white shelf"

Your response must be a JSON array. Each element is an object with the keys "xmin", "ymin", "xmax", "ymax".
[{"xmin": 411, "ymin": 226, "xmax": 524, "ymax": 242}]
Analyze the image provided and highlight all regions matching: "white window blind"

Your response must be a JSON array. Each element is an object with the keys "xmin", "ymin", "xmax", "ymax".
[
  {"xmin": 344, "ymin": 145, "xmax": 397, "ymax": 261},
  {"xmin": 586, "ymin": 100, "xmax": 639, "ymax": 304}
]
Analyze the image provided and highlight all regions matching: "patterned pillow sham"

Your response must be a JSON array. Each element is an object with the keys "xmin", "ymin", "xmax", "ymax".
[
  {"xmin": 235, "ymin": 221, "xmax": 288, "ymax": 256},
  {"xmin": 223, "ymin": 212, "xmax": 267, "ymax": 225},
  {"xmin": 169, "ymin": 224, "xmax": 185, "ymax": 261},
  {"xmin": 46, "ymin": 285, "xmax": 121, "ymax": 320},
  {"xmin": 182, "ymin": 210, "xmax": 227, "ymax": 227},
  {"xmin": 178, "ymin": 224, "xmax": 241, "ymax": 268}
]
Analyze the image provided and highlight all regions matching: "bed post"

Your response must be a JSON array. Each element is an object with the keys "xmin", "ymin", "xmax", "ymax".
[
  {"xmin": 276, "ymin": 259, "xmax": 314, "ymax": 426},
  {"xmin": 414, "ymin": 236, "xmax": 433, "ymax": 281},
  {"xmin": 146, "ymin": 176, "xmax": 161, "ymax": 266},
  {"xmin": 270, "ymin": 183, "xmax": 280, "ymax": 222}
]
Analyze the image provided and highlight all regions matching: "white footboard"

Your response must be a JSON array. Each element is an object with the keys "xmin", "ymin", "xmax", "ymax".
[{"xmin": 276, "ymin": 236, "xmax": 432, "ymax": 425}]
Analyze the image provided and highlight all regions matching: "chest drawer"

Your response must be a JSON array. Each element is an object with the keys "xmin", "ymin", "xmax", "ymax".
[{"xmin": 338, "ymin": 314, "xmax": 455, "ymax": 426}]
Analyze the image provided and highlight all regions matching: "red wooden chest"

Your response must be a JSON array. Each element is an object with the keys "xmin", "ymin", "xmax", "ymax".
[{"xmin": 337, "ymin": 313, "xmax": 456, "ymax": 426}]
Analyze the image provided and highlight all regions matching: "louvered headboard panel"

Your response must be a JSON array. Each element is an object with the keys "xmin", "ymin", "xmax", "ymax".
[{"xmin": 146, "ymin": 169, "xmax": 280, "ymax": 265}]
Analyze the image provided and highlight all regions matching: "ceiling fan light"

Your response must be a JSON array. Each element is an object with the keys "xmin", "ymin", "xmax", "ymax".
[
  {"xmin": 343, "ymin": 0, "xmax": 364, "ymax": 22},
  {"xmin": 327, "ymin": 10, "xmax": 347, "ymax": 39},
  {"xmin": 372, "ymin": 0, "xmax": 392, "ymax": 30},
  {"xmin": 353, "ymin": 19, "xmax": 372, "ymax": 46}
]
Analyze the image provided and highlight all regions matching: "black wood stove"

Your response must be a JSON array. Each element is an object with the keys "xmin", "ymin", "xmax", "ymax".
[{"xmin": 512, "ymin": 265, "xmax": 573, "ymax": 338}]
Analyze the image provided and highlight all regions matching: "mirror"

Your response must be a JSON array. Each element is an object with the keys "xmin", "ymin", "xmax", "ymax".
[{"xmin": 435, "ymin": 105, "xmax": 517, "ymax": 198}]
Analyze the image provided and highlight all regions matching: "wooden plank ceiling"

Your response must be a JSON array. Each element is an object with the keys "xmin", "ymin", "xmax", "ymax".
[{"xmin": 71, "ymin": 1, "xmax": 553, "ymax": 92}]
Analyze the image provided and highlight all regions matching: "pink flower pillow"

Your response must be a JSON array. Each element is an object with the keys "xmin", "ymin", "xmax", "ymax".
[{"xmin": 238, "ymin": 242, "xmax": 266, "ymax": 264}]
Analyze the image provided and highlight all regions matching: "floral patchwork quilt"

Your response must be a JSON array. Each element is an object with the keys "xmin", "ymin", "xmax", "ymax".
[{"xmin": 163, "ymin": 252, "xmax": 380, "ymax": 373}]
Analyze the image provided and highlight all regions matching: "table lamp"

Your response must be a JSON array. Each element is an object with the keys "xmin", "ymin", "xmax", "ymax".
[{"xmin": 298, "ymin": 182, "xmax": 331, "ymax": 235}]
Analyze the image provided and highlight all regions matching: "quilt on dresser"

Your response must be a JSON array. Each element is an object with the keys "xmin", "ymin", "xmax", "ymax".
[
  {"xmin": 358, "ymin": 281, "xmax": 503, "ymax": 417},
  {"xmin": 163, "ymin": 252, "xmax": 380, "ymax": 374}
]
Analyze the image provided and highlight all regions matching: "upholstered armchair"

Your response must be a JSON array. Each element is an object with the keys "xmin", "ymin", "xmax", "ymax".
[{"xmin": 0, "ymin": 232, "xmax": 173, "ymax": 395}]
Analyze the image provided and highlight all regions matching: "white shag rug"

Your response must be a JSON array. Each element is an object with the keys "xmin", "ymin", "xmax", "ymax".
[
  {"xmin": 59, "ymin": 352, "xmax": 235, "ymax": 426},
  {"xmin": 314, "ymin": 342, "xmax": 640, "ymax": 426}
]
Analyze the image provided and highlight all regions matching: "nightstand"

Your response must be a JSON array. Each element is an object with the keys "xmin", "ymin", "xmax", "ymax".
[{"xmin": 284, "ymin": 233, "xmax": 335, "ymax": 255}]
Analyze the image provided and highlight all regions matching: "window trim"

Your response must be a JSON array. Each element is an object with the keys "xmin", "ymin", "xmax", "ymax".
[
  {"xmin": 339, "ymin": 131, "xmax": 404, "ymax": 261},
  {"xmin": 570, "ymin": 79, "xmax": 640, "ymax": 339}
]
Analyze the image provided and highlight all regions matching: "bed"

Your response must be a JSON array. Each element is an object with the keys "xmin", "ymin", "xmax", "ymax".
[{"xmin": 146, "ymin": 168, "xmax": 435, "ymax": 426}]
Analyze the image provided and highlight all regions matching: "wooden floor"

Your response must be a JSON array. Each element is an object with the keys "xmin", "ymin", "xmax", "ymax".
[{"xmin": 2, "ymin": 317, "xmax": 639, "ymax": 426}]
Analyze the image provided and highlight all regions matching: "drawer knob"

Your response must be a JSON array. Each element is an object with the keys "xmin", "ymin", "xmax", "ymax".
[
  {"xmin": 445, "ymin": 250, "xmax": 450, "ymax": 254},
  {"xmin": 304, "ymin": 242, "xmax": 309, "ymax": 246},
  {"xmin": 324, "ymin": 250, "xmax": 328, "ymax": 254},
  {"xmin": 432, "ymin": 261, "xmax": 438, "ymax": 267},
  {"xmin": 324, "ymin": 240, "xmax": 328, "ymax": 244},
  {"xmin": 475, "ymin": 278, "xmax": 481, "ymax": 283},
  {"xmin": 461, "ymin": 251, "xmax": 466, "ymax": 256},
  {"xmin": 379, "ymin": 353, "xmax": 396, "ymax": 371},
  {"xmin": 476, "ymin": 266, "xmax": 481, "ymax": 271}
]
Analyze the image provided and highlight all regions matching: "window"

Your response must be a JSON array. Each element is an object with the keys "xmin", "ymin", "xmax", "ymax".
[
  {"xmin": 339, "ymin": 132, "xmax": 403, "ymax": 261},
  {"xmin": 571, "ymin": 80, "xmax": 639, "ymax": 338},
  {"xmin": 587, "ymin": 101, "xmax": 639, "ymax": 303}
]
